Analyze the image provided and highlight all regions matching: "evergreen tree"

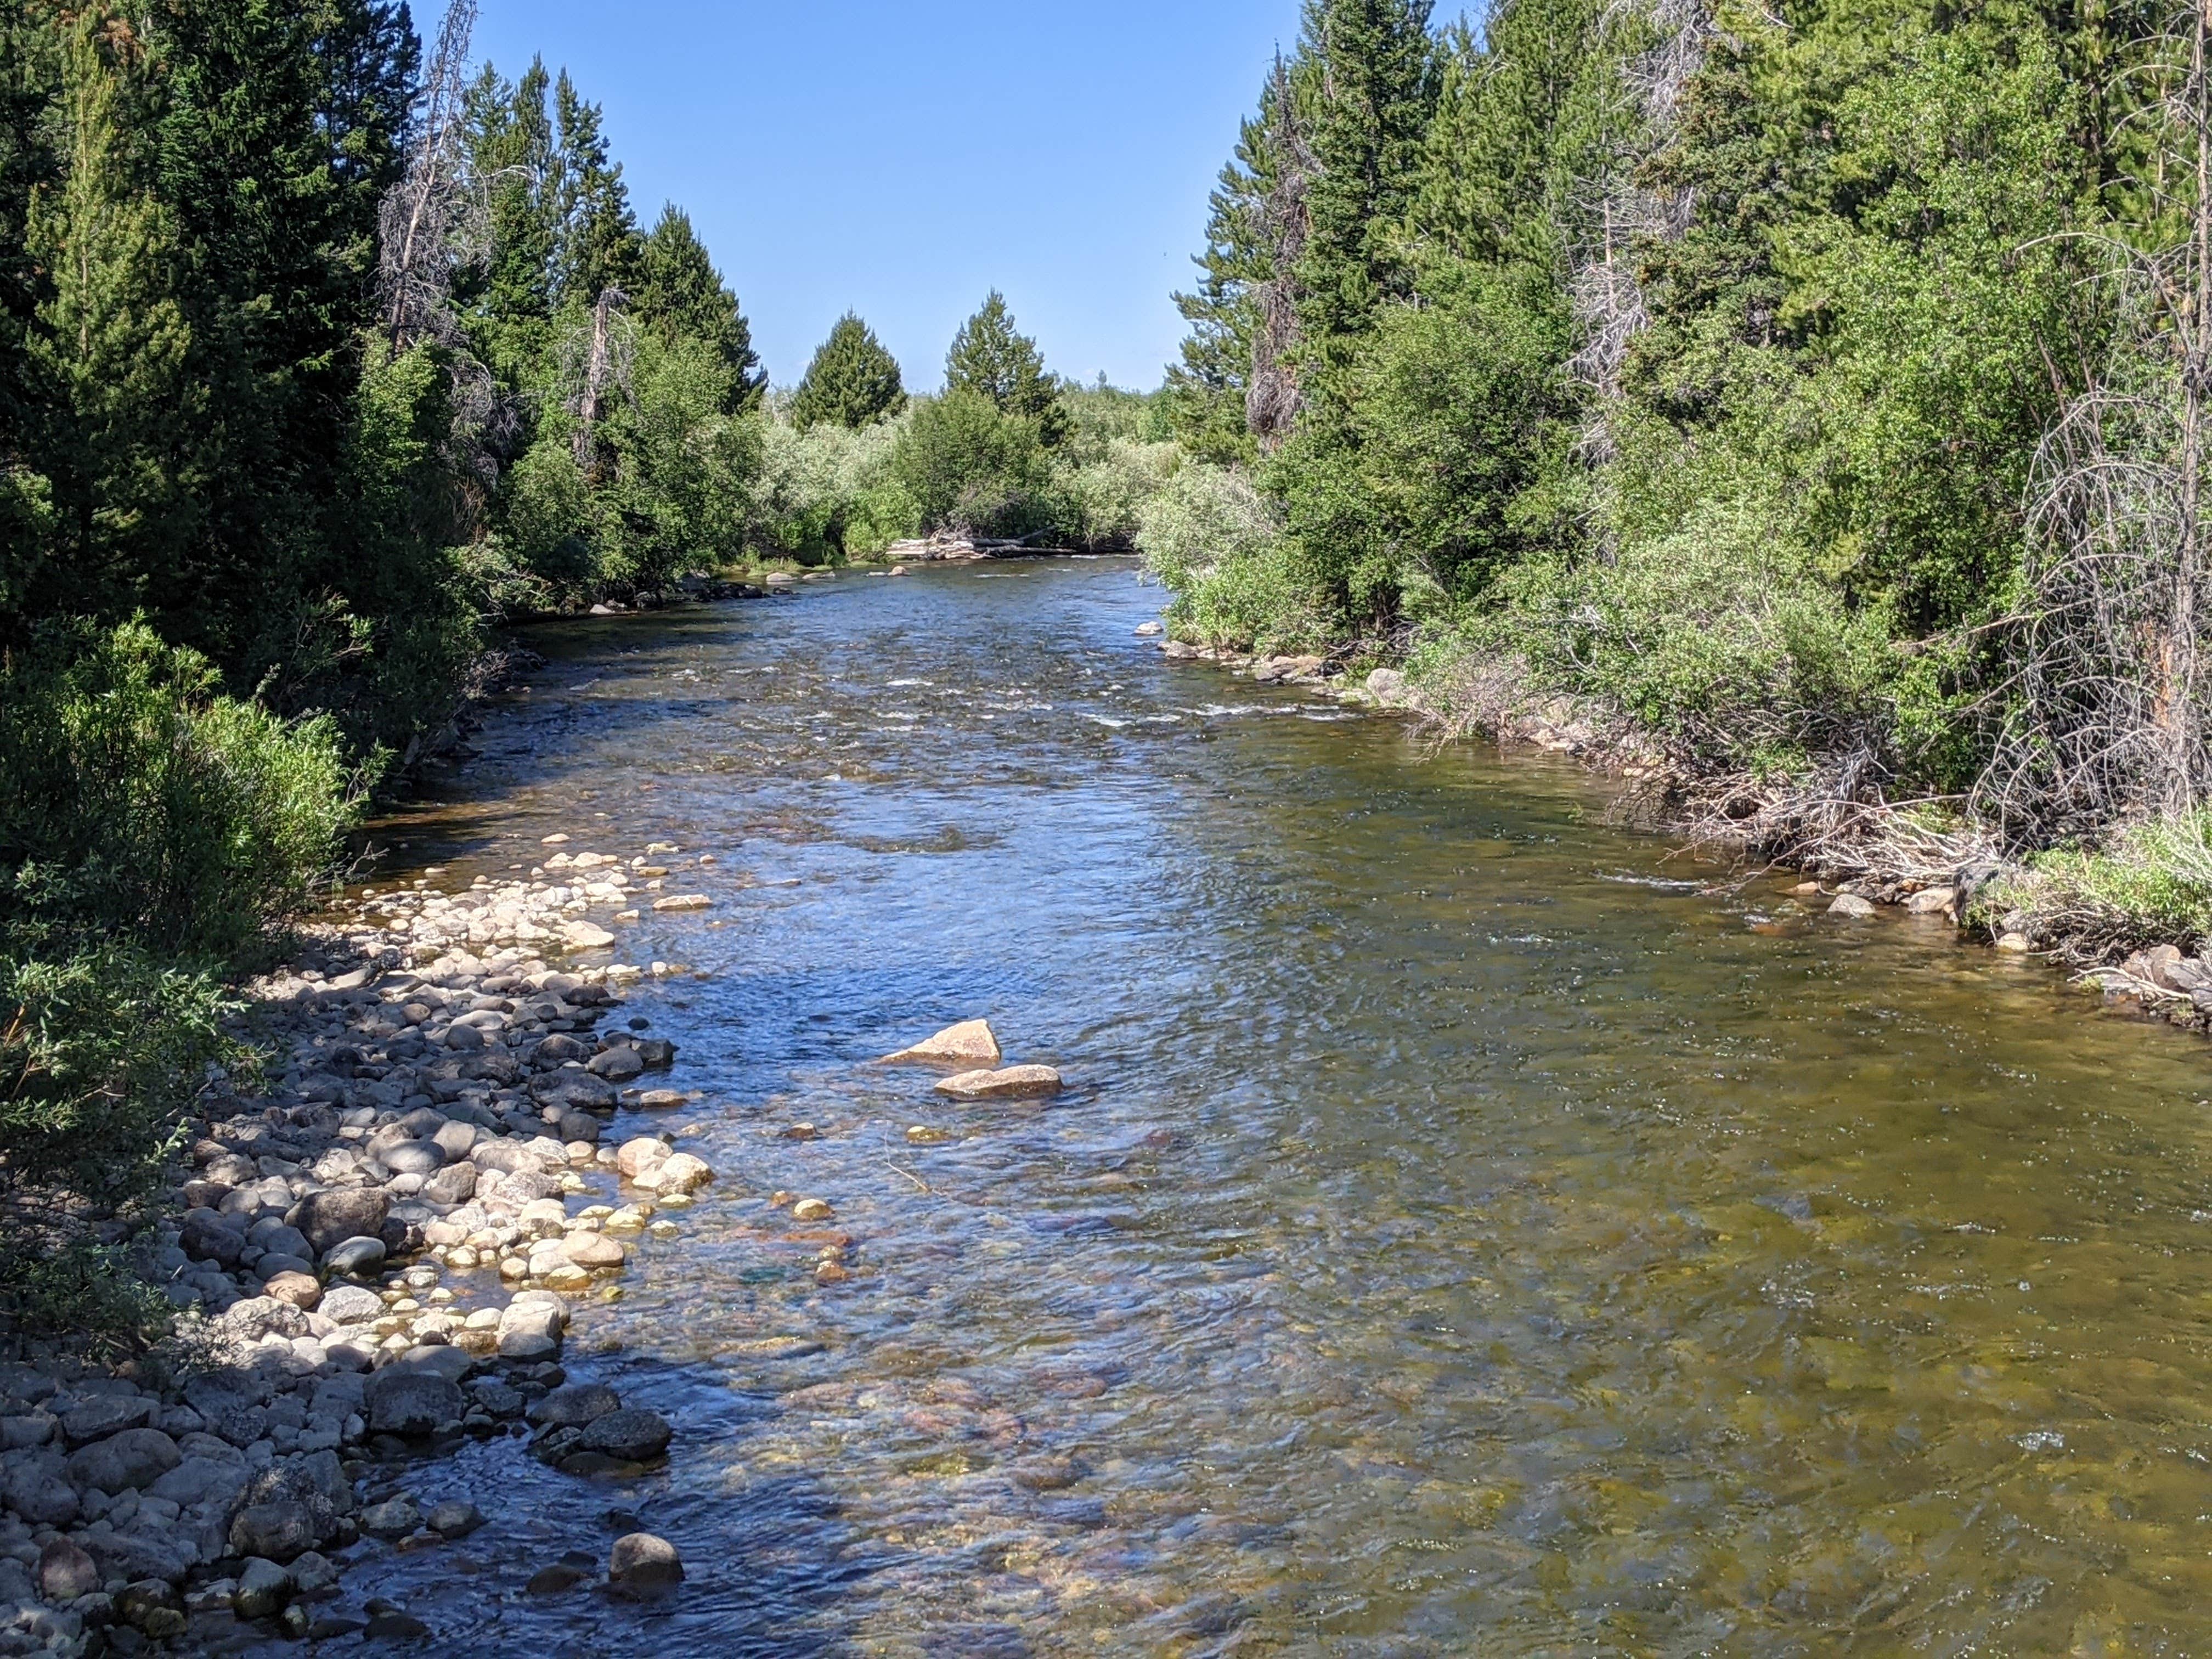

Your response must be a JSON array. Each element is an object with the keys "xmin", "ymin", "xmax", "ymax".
[
  {"xmin": 635, "ymin": 204, "xmax": 763, "ymax": 412},
  {"xmin": 945, "ymin": 291, "xmax": 1067, "ymax": 444},
  {"xmin": 791, "ymin": 312, "xmax": 906, "ymax": 430},
  {"xmin": 1293, "ymin": 0, "xmax": 1437, "ymax": 385},
  {"xmin": 1162, "ymin": 67, "xmax": 1286, "ymax": 463},
  {"xmin": 551, "ymin": 70, "xmax": 641, "ymax": 305},
  {"xmin": 463, "ymin": 58, "xmax": 560, "ymax": 376},
  {"xmin": 19, "ymin": 7, "xmax": 189, "ymax": 616}
]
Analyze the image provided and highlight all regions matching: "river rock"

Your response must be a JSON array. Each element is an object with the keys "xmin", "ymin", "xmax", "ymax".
[
  {"xmin": 319, "ymin": 1284, "xmax": 385, "ymax": 1325},
  {"xmin": 1365, "ymin": 667, "xmax": 1408, "ymax": 706},
  {"xmin": 496, "ymin": 1301, "xmax": 566, "ymax": 1361},
  {"xmin": 37, "ymin": 1537, "xmax": 98, "ymax": 1602},
  {"xmin": 379, "ymin": 1139, "xmax": 445, "ymax": 1176},
  {"xmin": 579, "ymin": 1409, "xmax": 671, "ymax": 1463},
  {"xmin": 934, "ymin": 1064, "xmax": 1063, "ymax": 1101},
  {"xmin": 263, "ymin": 1270, "xmax": 324, "ymax": 1312},
  {"xmin": 1828, "ymin": 895, "xmax": 1877, "ymax": 919},
  {"xmin": 588, "ymin": 1046, "xmax": 645, "ymax": 1081},
  {"xmin": 180, "ymin": 1210, "xmax": 247, "ymax": 1268},
  {"xmin": 427, "ymin": 1499, "xmax": 484, "ymax": 1537},
  {"xmin": 322, "ymin": 1234, "xmax": 388, "ymax": 1277},
  {"xmin": 364, "ymin": 1369, "xmax": 464, "ymax": 1438},
  {"xmin": 361, "ymin": 1495, "xmax": 422, "ymax": 1539},
  {"xmin": 60, "ymin": 1393, "xmax": 156, "ymax": 1446},
  {"xmin": 562, "ymin": 1232, "xmax": 625, "ymax": 1269},
  {"xmin": 67, "ymin": 1427, "xmax": 179, "ymax": 1494},
  {"xmin": 563, "ymin": 921, "xmax": 616, "ymax": 950},
  {"xmin": 443, "ymin": 1023, "xmax": 485, "ymax": 1053},
  {"xmin": 1905, "ymin": 885, "xmax": 1958, "ymax": 916},
  {"xmin": 616, "ymin": 1136, "xmax": 669, "ymax": 1180},
  {"xmin": 290, "ymin": 1189, "xmax": 390, "ymax": 1255},
  {"xmin": 881, "ymin": 1018, "xmax": 1002, "ymax": 1066},
  {"xmin": 633, "ymin": 1152, "xmax": 711, "ymax": 1194},
  {"xmin": 233, "ymin": 1556, "xmax": 292, "ymax": 1620},
  {"xmin": 527, "ymin": 1384, "xmax": 619, "ymax": 1430},
  {"xmin": 607, "ymin": 1532, "xmax": 683, "ymax": 1592},
  {"xmin": 228, "ymin": 1500, "xmax": 320, "ymax": 1564}
]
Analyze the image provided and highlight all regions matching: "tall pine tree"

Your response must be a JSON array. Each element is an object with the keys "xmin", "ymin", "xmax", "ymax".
[
  {"xmin": 945, "ymin": 292, "xmax": 1066, "ymax": 445},
  {"xmin": 635, "ymin": 204, "xmax": 763, "ymax": 413},
  {"xmin": 1293, "ymin": 0, "xmax": 1437, "ymax": 387},
  {"xmin": 551, "ymin": 70, "xmax": 641, "ymax": 306}
]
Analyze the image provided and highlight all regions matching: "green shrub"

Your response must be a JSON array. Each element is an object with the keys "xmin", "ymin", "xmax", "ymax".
[
  {"xmin": 1492, "ymin": 496, "xmax": 1898, "ymax": 780},
  {"xmin": 1137, "ymin": 463, "xmax": 1325, "ymax": 651},
  {"xmin": 0, "ymin": 620, "xmax": 360, "ymax": 961},
  {"xmin": 890, "ymin": 390, "xmax": 1058, "ymax": 539},
  {"xmin": 751, "ymin": 414, "xmax": 917, "ymax": 560},
  {"xmin": 1980, "ymin": 812, "xmax": 2212, "ymax": 960},
  {"xmin": 1063, "ymin": 439, "xmax": 1180, "ymax": 550}
]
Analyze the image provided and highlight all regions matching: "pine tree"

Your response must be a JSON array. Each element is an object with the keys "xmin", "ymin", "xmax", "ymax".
[
  {"xmin": 1162, "ymin": 66, "xmax": 1288, "ymax": 462},
  {"xmin": 635, "ymin": 204, "xmax": 763, "ymax": 412},
  {"xmin": 1293, "ymin": 0, "xmax": 1438, "ymax": 385},
  {"xmin": 945, "ymin": 291, "xmax": 1066, "ymax": 443},
  {"xmin": 791, "ymin": 313, "xmax": 906, "ymax": 430},
  {"xmin": 551, "ymin": 70, "xmax": 642, "ymax": 306},
  {"xmin": 462, "ymin": 59, "xmax": 559, "ymax": 374},
  {"xmin": 20, "ymin": 7, "xmax": 189, "ymax": 599}
]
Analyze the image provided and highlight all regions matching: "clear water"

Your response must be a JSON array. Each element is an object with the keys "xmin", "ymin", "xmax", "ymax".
[{"xmin": 309, "ymin": 557, "xmax": 2212, "ymax": 1656}]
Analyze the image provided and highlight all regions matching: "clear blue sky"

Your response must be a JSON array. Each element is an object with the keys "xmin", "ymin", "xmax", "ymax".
[{"xmin": 470, "ymin": 1, "xmax": 1311, "ymax": 393}]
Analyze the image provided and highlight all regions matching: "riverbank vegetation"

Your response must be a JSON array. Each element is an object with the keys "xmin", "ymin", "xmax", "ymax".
[
  {"xmin": 1142, "ymin": 0, "xmax": 2212, "ymax": 958},
  {"xmin": 0, "ymin": 0, "xmax": 1177, "ymax": 1333}
]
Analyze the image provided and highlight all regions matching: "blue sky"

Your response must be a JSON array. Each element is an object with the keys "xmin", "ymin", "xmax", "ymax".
[{"xmin": 471, "ymin": 1, "xmax": 1310, "ymax": 393}]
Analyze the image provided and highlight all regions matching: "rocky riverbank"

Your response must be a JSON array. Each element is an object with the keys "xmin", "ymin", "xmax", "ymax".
[{"xmin": 0, "ymin": 839, "xmax": 735, "ymax": 1653}]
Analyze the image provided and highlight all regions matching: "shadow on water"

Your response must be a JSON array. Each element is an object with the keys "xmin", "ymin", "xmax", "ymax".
[{"xmin": 313, "ymin": 558, "xmax": 2212, "ymax": 1656}]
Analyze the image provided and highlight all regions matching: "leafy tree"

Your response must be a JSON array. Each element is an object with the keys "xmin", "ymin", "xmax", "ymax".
[
  {"xmin": 791, "ymin": 312, "xmax": 906, "ymax": 430},
  {"xmin": 945, "ymin": 291, "xmax": 1068, "ymax": 445},
  {"xmin": 634, "ymin": 204, "xmax": 762, "ymax": 412},
  {"xmin": 892, "ymin": 389, "xmax": 1056, "ymax": 537}
]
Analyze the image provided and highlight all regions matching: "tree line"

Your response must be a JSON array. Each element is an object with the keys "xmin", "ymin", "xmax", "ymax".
[
  {"xmin": 1147, "ymin": 0, "xmax": 2212, "ymax": 913},
  {"xmin": 0, "ymin": 0, "xmax": 1171, "ymax": 1335}
]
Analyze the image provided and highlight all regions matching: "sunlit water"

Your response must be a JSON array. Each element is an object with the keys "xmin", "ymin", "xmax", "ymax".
[{"xmin": 303, "ymin": 558, "xmax": 2212, "ymax": 1656}]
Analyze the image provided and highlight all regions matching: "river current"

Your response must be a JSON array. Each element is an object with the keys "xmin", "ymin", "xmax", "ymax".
[{"xmin": 320, "ymin": 556, "xmax": 2212, "ymax": 1656}]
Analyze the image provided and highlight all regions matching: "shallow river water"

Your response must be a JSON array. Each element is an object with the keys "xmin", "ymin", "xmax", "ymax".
[{"xmin": 323, "ymin": 557, "xmax": 2212, "ymax": 1656}]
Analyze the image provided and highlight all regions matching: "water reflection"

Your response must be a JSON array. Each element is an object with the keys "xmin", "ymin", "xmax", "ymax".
[{"xmin": 321, "ymin": 558, "xmax": 2212, "ymax": 1656}]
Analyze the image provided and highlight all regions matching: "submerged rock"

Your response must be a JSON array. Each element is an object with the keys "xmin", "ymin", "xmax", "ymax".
[{"xmin": 935, "ymin": 1064, "xmax": 1064, "ymax": 1101}]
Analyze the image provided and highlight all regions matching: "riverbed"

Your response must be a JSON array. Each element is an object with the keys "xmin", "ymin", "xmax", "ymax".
[{"xmin": 317, "ymin": 556, "xmax": 2212, "ymax": 1656}]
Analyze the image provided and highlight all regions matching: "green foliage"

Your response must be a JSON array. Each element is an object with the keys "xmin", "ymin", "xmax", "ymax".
[
  {"xmin": 1984, "ymin": 813, "xmax": 2212, "ymax": 958},
  {"xmin": 791, "ymin": 313, "xmax": 907, "ymax": 431},
  {"xmin": 635, "ymin": 204, "xmax": 764, "ymax": 413},
  {"xmin": 945, "ymin": 291, "xmax": 1069, "ymax": 445},
  {"xmin": 751, "ymin": 415, "xmax": 916, "ymax": 560},
  {"xmin": 0, "ymin": 622, "xmax": 358, "ymax": 962},
  {"xmin": 1137, "ymin": 464, "xmax": 1323, "ymax": 651},
  {"xmin": 0, "ymin": 622, "xmax": 355, "ymax": 1267},
  {"xmin": 1273, "ymin": 261, "xmax": 1575, "ymax": 624},
  {"xmin": 891, "ymin": 390, "xmax": 1058, "ymax": 539},
  {"xmin": 1293, "ymin": 0, "xmax": 1437, "ymax": 386}
]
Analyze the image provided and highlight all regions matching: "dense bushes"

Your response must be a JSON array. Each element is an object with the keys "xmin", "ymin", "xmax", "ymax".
[
  {"xmin": 1146, "ymin": 0, "xmax": 2203, "ymax": 919},
  {"xmin": 0, "ymin": 623, "xmax": 356, "ymax": 1329}
]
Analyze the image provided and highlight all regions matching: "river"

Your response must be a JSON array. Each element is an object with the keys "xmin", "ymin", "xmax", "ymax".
[{"xmin": 317, "ymin": 555, "xmax": 2212, "ymax": 1656}]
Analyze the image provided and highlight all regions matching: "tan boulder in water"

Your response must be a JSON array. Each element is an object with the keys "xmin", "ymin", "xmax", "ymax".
[
  {"xmin": 881, "ymin": 1019, "xmax": 1001, "ymax": 1066},
  {"xmin": 934, "ymin": 1064, "xmax": 1063, "ymax": 1101}
]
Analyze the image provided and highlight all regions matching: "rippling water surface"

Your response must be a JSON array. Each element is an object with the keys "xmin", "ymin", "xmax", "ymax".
[{"xmin": 324, "ymin": 557, "xmax": 2212, "ymax": 1656}]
